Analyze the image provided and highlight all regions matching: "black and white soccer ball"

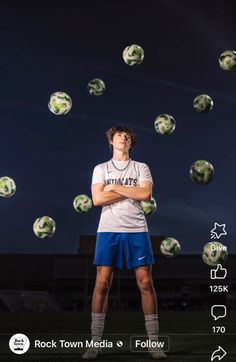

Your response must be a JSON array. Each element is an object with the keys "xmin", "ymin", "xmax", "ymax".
[
  {"xmin": 193, "ymin": 94, "xmax": 213, "ymax": 113},
  {"xmin": 33, "ymin": 216, "xmax": 56, "ymax": 239},
  {"xmin": 87, "ymin": 79, "xmax": 105, "ymax": 96},
  {"xmin": 0, "ymin": 176, "xmax": 16, "ymax": 197},
  {"xmin": 202, "ymin": 242, "xmax": 228, "ymax": 266},
  {"xmin": 160, "ymin": 237, "xmax": 181, "ymax": 257},
  {"xmin": 73, "ymin": 194, "xmax": 93, "ymax": 212},
  {"xmin": 48, "ymin": 91, "xmax": 72, "ymax": 115},
  {"xmin": 219, "ymin": 50, "xmax": 236, "ymax": 71},
  {"xmin": 123, "ymin": 44, "xmax": 144, "ymax": 65},
  {"xmin": 154, "ymin": 114, "xmax": 176, "ymax": 135}
]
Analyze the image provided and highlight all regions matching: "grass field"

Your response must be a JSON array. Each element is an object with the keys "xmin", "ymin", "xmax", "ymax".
[{"xmin": 0, "ymin": 311, "xmax": 235, "ymax": 361}]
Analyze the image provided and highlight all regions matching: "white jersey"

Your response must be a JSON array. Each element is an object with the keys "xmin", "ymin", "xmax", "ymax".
[{"xmin": 91, "ymin": 159, "xmax": 153, "ymax": 232}]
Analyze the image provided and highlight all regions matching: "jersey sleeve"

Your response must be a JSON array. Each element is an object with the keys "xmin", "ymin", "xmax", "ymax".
[
  {"xmin": 91, "ymin": 164, "xmax": 105, "ymax": 186},
  {"xmin": 139, "ymin": 163, "xmax": 153, "ymax": 184}
]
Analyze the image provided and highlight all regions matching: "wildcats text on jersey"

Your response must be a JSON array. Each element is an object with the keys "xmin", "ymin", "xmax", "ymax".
[{"xmin": 106, "ymin": 178, "xmax": 138, "ymax": 186}]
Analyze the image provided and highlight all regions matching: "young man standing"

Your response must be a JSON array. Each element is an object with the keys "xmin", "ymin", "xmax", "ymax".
[{"xmin": 82, "ymin": 125, "xmax": 167, "ymax": 360}]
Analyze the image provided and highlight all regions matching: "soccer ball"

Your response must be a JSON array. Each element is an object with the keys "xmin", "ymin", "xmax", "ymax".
[
  {"xmin": 48, "ymin": 91, "xmax": 72, "ymax": 115},
  {"xmin": 141, "ymin": 197, "xmax": 157, "ymax": 215},
  {"xmin": 154, "ymin": 114, "xmax": 176, "ymax": 135},
  {"xmin": 160, "ymin": 237, "xmax": 181, "ymax": 257},
  {"xmin": 73, "ymin": 194, "xmax": 93, "ymax": 212},
  {"xmin": 87, "ymin": 79, "xmax": 105, "ymax": 96},
  {"xmin": 0, "ymin": 176, "xmax": 16, "ymax": 197},
  {"xmin": 33, "ymin": 216, "xmax": 56, "ymax": 239},
  {"xmin": 190, "ymin": 160, "xmax": 214, "ymax": 185},
  {"xmin": 202, "ymin": 242, "xmax": 228, "ymax": 266},
  {"xmin": 193, "ymin": 94, "xmax": 213, "ymax": 113},
  {"xmin": 123, "ymin": 44, "xmax": 144, "ymax": 65},
  {"xmin": 219, "ymin": 50, "xmax": 236, "ymax": 71}
]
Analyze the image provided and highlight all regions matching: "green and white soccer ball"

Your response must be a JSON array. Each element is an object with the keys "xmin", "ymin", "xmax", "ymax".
[
  {"xmin": 141, "ymin": 197, "xmax": 157, "ymax": 215},
  {"xmin": 48, "ymin": 91, "xmax": 72, "ymax": 115},
  {"xmin": 202, "ymin": 242, "xmax": 228, "ymax": 266},
  {"xmin": 33, "ymin": 216, "xmax": 56, "ymax": 239},
  {"xmin": 87, "ymin": 79, "xmax": 105, "ymax": 96},
  {"xmin": 154, "ymin": 114, "xmax": 176, "ymax": 135},
  {"xmin": 190, "ymin": 160, "xmax": 214, "ymax": 185},
  {"xmin": 123, "ymin": 44, "xmax": 144, "ymax": 65},
  {"xmin": 0, "ymin": 176, "xmax": 16, "ymax": 197},
  {"xmin": 193, "ymin": 94, "xmax": 213, "ymax": 113},
  {"xmin": 160, "ymin": 237, "xmax": 181, "ymax": 257},
  {"xmin": 73, "ymin": 194, "xmax": 92, "ymax": 212},
  {"xmin": 219, "ymin": 50, "xmax": 236, "ymax": 71}
]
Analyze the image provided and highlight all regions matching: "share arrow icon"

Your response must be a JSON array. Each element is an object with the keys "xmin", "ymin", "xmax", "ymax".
[{"xmin": 211, "ymin": 346, "xmax": 227, "ymax": 361}]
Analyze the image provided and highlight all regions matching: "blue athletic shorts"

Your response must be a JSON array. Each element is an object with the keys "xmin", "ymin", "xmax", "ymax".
[{"xmin": 94, "ymin": 232, "xmax": 154, "ymax": 269}]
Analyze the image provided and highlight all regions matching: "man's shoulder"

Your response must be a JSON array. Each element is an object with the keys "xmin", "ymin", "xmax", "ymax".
[
  {"xmin": 131, "ymin": 160, "xmax": 150, "ymax": 168},
  {"xmin": 93, "ymin": 161, "xmax": 110, "ymax": 170}
]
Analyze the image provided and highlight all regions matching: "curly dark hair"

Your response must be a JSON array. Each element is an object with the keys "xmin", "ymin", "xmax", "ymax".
[{"xmin": 106, "ymin": 125, "xmax": 138, "ymax": 150}]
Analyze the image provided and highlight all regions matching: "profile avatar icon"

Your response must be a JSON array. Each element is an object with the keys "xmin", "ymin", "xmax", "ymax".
[{"xmin": 9, "ymin": 333, "xmax": 30, "ymax": 355}]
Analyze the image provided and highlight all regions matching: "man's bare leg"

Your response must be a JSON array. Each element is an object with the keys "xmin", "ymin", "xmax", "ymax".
[
  {"xmin": 92, "ymin": 266, "xmax": 113, "ymax": 312},
  {"xmin": 135, "ymin": 265, "xmax": 157, "ymax": 314},
  {"xmin": 82, "ymin": 266, "xmax": 113, "ymax": 359},
  {"xmin": 135, "ymin": 265, "xmax": 167, "ymax": 359}
]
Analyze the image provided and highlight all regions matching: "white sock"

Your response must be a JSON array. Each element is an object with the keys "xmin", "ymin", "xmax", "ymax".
[
  {"xmin": 145, "ymin": 314, "xmax": 159, "ymax": 341},
  {"xmin": 91, "ymin": 312, "xmax": 106, "ymax": 343}
]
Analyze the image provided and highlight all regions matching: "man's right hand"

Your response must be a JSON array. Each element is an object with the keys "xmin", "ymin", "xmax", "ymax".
[{"xmin": 92, "ymin": 183, "xmax": 126, "ymax": 206}]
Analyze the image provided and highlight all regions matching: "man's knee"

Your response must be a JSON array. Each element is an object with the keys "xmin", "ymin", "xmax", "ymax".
[
  {"xmin": 95, "ymin": 279, "xmax": 111, "ymax": 295},
  {"xmin": 137, "ymin": 278, "xmax": 154, "ymax": 293}
]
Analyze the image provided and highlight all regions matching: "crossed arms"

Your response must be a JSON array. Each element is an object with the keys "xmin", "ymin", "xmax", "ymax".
[{"xmin": 92, "ymin": 182, "xmax": 152, "ymax": 206}]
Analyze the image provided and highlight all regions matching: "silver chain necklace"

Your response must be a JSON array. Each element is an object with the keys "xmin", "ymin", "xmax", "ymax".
[{"xmin": 111, "ymin": 158, "xmax": 132, "ymax": 171}]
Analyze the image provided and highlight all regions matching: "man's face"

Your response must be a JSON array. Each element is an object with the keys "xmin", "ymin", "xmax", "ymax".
[{"xmin": 111, "ymin": 131, "xmax": 132, "ymax": 152}]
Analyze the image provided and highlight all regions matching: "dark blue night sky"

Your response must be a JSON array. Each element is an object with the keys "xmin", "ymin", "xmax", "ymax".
[{"xmin": 0, "ymin": 0, "xmax": 235, "ymax": 254}]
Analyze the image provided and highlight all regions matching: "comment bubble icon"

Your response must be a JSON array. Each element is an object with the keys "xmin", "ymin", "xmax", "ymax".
[{"xmin": 211, "ymin": 305, "xmax": 227, "ymax": 321}]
